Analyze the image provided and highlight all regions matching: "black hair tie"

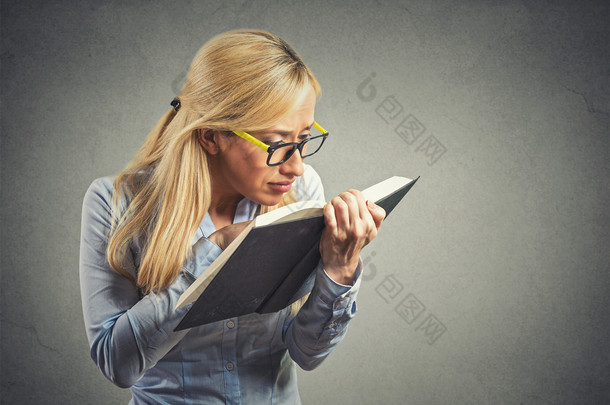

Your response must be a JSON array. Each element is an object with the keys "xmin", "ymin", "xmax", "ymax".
[{"xmin": 170, "ymin": 97, "xmax": 181, "ymax": 112}]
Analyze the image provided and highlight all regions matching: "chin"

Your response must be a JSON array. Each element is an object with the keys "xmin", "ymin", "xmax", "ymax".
[{"xmin": 255, "ymin": 193, "xmax": 284, "ymax": 207}]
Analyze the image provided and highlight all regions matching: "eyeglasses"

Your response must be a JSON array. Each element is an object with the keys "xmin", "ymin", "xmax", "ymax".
[{"xmin": 233, "ymin": 122, "xmax": 329, "ymax": 166}]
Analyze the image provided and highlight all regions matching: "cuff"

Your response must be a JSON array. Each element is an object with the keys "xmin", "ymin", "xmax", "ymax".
[{"xmin": 314, "ymin": 259, "xmax": 363, "ymax": 307}]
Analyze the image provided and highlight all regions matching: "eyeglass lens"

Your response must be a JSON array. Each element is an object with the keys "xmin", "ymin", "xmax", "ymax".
[{"xmin": 268, "ymin": 135, "xmax": 326, "ymax": 165}]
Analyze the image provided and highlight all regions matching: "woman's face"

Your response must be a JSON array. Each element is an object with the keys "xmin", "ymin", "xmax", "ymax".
[{"xmin": 210, "ymin": 84, "xmax": 317, "ymax": 207}]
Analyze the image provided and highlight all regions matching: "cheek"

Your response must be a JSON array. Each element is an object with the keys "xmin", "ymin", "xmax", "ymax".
[
  {"xmin": 237, "ymin": 144, "xmax": 270, "ymax": 170},
  {"xmin": 230, "ymin": 147, "xmax": 271, "ymax": 183}
]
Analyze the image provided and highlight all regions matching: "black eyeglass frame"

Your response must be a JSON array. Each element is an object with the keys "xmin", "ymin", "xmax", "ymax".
[{"xmin": 263, "ymin": 133, "xmax": 329, "ymax": 166}]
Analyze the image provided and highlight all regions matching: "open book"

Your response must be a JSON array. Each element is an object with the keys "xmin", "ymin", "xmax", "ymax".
[{"xmin": 174, "ymin": 175, "xmax": 419, "ymax": 330}]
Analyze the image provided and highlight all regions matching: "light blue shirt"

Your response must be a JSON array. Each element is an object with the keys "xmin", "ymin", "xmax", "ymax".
[{"xmin": 79, "ymin": 165, "xmax": 362, "ymax": 404}]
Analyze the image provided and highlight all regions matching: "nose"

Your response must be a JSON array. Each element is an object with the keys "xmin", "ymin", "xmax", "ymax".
[{"xmin": 278, "ymin": 147, "xmax": 304, "ymax": 177}]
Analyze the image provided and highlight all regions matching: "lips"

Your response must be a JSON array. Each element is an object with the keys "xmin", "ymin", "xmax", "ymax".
[{"xmin": 267, "ymin": 180, "xmax": 294, "ymax": 193}]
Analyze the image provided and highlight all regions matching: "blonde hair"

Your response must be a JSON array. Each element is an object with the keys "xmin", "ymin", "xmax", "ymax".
[{"xmin": 107, "ymin": 29, "xmax": 321, "ymax": 294}]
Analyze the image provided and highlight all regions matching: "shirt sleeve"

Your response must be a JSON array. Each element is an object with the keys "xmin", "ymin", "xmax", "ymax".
[
  {"xmin": 79, "ymin": 178, "xmax": 222, "ymax": 388},
  {"xmin": 283, "ymin": 260, "xmax": 362, "ymax": 370},
  {"xmin": 282, "ymin": 164, "xmax": 363, "ymax": 370}
]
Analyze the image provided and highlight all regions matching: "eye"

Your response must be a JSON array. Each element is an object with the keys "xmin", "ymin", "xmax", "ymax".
[{"xmin": 265, "ymin": 139, "xmax": 286, "ymax": 147}]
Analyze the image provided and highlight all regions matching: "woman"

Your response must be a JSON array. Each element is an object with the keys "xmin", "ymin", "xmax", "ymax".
[{"xmin": 80, "ymin": 29, "xmax": 385, "ymax": 404}]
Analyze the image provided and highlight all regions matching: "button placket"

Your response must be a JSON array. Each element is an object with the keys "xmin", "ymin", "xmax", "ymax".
[{"xmin": 221, "ymin": 318, "xmax": 239, "ymax": 391}]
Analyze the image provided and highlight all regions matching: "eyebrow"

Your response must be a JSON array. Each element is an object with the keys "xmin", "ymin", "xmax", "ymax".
[{"xmin": 266, "ymin": 122, "xmax": 315, "ymax": 137}]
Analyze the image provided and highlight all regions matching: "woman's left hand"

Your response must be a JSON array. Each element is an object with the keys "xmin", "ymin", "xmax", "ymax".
[{"xmin": 319, "ymin": 189, "xmax": 386, "ymax": 285}]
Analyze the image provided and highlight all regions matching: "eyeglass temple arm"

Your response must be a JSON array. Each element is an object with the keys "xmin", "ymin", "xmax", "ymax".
[
  {"xmin": 233, "ymin": 131, "xmax": 269, "ymax": 152},
  {"xmin": 312, "ymin": 121, "xmax": 326, "ymax": 134}
]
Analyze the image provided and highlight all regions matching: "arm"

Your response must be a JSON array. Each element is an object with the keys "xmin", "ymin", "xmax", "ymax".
[
  {"xmin": 282, "ymin": 167, "xmax": 386, "ymax": 370},
  {"xmin": 79, "ymin": 178, "xmax": 222, "ymax": 387}
]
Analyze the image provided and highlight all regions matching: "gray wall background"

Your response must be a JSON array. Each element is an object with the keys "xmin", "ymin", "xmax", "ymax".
[{"xmin": 1, "ymin": 0, "xmax": 608, "ymax": 404}]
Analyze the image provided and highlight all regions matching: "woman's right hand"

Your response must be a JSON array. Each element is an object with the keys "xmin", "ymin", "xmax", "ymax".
[
  {"xmin": 208, "ymin": 220, "xmax": 253, "ymax": 250},
  {"xmin": 319, "ymin": 190, "xmax": 386, "ymax": 285}
]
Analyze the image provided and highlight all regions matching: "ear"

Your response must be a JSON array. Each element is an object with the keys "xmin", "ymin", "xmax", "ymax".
[{"xmin": 198, "ymin": 129, "xmax": 222, "ymax": 155}]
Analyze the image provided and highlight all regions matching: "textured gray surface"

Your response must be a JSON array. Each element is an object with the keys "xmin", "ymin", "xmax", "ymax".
[{"xmin": 1, "ymin": 0, "xmax": 608, "ymax": 404}]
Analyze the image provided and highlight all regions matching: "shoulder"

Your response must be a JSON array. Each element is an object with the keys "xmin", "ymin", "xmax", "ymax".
[
  {"xmin": 85, "ymin": 177, "xmax": 114, "ymax": 201},
  {"xmin": 82, "ymin": 176, "xmax": 117, "ymax": 218},
  {"xmin": 86, "ymin": 177, "xmax": 115, "ymax": 198},
  {"xmin": 293, "ymin": 164, "xmax": 325, "ymax": 202}
]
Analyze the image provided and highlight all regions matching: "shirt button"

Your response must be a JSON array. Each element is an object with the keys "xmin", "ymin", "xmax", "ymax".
[
  {"xmin": 226, "ymin": 362, "xmax": 234, "ymax": 371},
  {"xmin": 226, "ymin": 320, "xmax": 235, "ymax": 329}
]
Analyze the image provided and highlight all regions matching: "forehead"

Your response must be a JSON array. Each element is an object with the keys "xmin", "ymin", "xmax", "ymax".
[{"xmin": 267, "ymin": 85, "xmax": 317, "ymax": 131}]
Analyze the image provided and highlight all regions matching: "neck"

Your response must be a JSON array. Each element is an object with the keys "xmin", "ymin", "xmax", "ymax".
[
  {"xmin": 207, "ymin": 159, "xmax": 243, "ymax": 229},
  {"xmin": 209, "ymin": 193, "xmax": 241, "ymax": 215}
]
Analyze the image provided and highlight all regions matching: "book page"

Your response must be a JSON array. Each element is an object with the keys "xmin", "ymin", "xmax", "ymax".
[
  {"xmin": 362, "ymin": 176, "xmax": 412, "ymax": 202},
  {"xmin": 255, "ymin": 200, "xmax": 325, "ymax": 226}
]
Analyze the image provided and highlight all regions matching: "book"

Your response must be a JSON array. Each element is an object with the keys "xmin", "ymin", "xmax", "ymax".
[{"xmin": 174, "ymin": 175, "xmax": 419, "ymax": 330}]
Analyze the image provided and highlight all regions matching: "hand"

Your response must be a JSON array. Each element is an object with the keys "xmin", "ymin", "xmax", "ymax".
[
  {"xmin": 319, "ymin": 190, "xmax": 386, "ymax": 285},
  {"xmin": 208, "ymin": 220, "xmax": 253, "ymax": 250}
]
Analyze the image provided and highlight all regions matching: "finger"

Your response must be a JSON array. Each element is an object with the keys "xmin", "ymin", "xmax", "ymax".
[
  {"xmin": 345, "ymin": 189, "xmax": 377, "ymax": 239},
  {"xmin": 366, "ymin": 200, "xmax": 386, "ymax": 230},
  {"xmin": 331, "ymin": 195, "xmax": 350, "ymax": 232},
  {"xmin": 338, "ymin": 191, "xmax": 359, "ymax": 228},
  {"xmin": 323, "ymin": 201, "xmax": 337, "ymax": 231},
  {"xmin": 347, "ymin": 189, "xmax": 369, "ymax": 221}
]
